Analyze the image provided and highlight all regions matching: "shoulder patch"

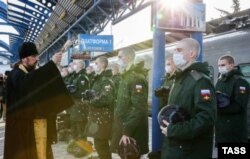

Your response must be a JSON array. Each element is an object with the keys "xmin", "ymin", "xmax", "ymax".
[
  {"xmin": 135, "ymin": 84, "xmax": 143, "ymax": 93},
  {"xmin": 239, "ymin": 86, "xmax": 246, "ymax": 94},
  {"xmin": 200, "ymin": 89, "xmax": 211, "ymax": 101}
]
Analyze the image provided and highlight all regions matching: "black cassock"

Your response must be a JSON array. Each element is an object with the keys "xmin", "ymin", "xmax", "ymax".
[{"xmin": 4, "ymin": 61, "xmax": 74, "ymax": 159}]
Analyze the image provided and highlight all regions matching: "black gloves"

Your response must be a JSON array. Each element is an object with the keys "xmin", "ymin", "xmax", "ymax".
[{"xmin": 154, "ymin": 86, "xmax": 170, "ymax": 97}]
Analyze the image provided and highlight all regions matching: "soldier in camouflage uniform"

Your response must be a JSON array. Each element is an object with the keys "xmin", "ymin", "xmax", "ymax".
[
  {"xmin": 215, "ymin": 55, "xmax": 250, "ymax": 144},
  {"xmin": 68, "ymin": 60, "xmax": 90, "ymax": 140},
  {"xmin": 84, "ymin": 56, "xmax": 115, "ymax": 159},
  {"xmin": 160, "ymin": 38, "xmax": 216, "ymax": 159},
  {"xmin": 111, "ymin": 48, "xmax": 149, "ymax": 158}
]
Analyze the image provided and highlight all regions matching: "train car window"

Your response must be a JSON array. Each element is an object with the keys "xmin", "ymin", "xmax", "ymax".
[{"xmin": 238, "ymin": 63, "xmax": 250, "ymax": 84}]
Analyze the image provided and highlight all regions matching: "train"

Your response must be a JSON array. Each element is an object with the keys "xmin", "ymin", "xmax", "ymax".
[{"xmin": 108, "ymin": 28, "xmax": 250, "ymax": 139}]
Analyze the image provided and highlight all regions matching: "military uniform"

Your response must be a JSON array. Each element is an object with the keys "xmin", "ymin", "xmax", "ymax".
[
  {"xmin": 215, "ymin": 68, "xmax": 250, "ymax": 143},
  {"xmin": 111, "ymin": 63, "xmax": 149, "ymax": 155},
  {"xmin": 84, "ymin": 70, "xmax": 115, "ymax": 159},
  {"xmin": 161, "ymin": 62, "xmax": 216, "ymax": 159},
  {"xmin": 69, "ymin": 69, "xmax": 90, "ymax": 139},
  {"xmin": 158, "ymin": 74, "xmax": 175, "ymax": 109}
]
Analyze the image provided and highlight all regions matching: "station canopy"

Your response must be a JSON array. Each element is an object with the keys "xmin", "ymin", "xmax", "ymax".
[
  {"xmin": 1, "ymin": 0, "xmax": 249, "ymax": 64},
  {"xmin": 0, "ymin": 0, "xmax": 154, "ymax": 64}
]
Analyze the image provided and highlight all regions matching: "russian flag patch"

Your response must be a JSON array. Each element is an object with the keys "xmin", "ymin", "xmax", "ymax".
[{"xmin": 201, "ymin": 89, "xmax": 211, "ymax": 101}]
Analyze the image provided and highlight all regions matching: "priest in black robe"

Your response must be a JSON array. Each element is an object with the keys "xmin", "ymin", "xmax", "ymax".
[{"xmin": 4, "ymin": 42, "xmax": 74, "ymax": 159}]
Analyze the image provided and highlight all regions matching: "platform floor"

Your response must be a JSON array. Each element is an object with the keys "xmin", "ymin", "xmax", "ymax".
[{"xmin": 0, "ymin": 118, "xmax": 218, "ymax": 159}]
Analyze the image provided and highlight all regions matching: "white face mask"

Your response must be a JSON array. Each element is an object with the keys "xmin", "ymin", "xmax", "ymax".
[
  {"xmin": 218, "ymin": 66, "xmax": 229, "ymax": 75},
  {"xmin": 165, "ymin": 65, "xmax": 172, "ymax": 73},
  {"xmin": 173, "ymin": 53, "xmax": 187, "ymax": 68},
  {"xmin": 73, "ymin": 65, "xmax": 78, "ymax": 71},
  {"xmin": 118, "ymin": 59, "xmax": 127, "ymax": 69},
  {"xmin": 93, "ymin": 64, "xmax": 100, "ymax": 74},
  {"xmin": 68, "ymin": 67, "xmax": 73, "ymax": 74},
  {"xmin": 60, "ymin": 72, "xmax": 66, "ymax": 77}
]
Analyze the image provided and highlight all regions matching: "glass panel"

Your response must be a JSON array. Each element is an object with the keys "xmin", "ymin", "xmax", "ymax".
[
  {"xmin": 0, "ymin": 18, "xmax": 6, "ymax": 23},
  {"xmin": 8, "ymin": 0, "xmax": 25, "ymax": 7},
  {"xmin": 0, "ymin": 25, "xmax": 19, "ymax": 35},
  {"xmin": 0, "ymin": 34, "xmax": 9, "ymax": 45},
  {"xmin": 0, "ymin": 46, "xmax": 8, "ymax": 52},
  {"xmin": 239, "ymin": 63, "xmax": 250, "ymax": 84},
  {"xmin": 8, "ymin": 6, "xmax": 24, "ymax": 13}
]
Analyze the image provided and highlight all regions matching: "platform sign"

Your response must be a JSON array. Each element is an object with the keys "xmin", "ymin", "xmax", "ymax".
[
  {"xmin": 156, "ymin": 1, "xmax": 206, "ymax": 32},
  {"xmin": 78, "ymin": 34, "xmax": 113, "ymax": 52}
]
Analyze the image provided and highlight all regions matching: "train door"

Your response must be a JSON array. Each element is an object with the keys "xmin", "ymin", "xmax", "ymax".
[{"xmin": 238, "ymin": 63, "xmax": 250, "ymax": 141}]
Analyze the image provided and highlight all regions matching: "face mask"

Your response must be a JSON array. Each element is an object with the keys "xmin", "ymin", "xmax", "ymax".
[
  {"xmin": 165, "ymin": 65, "xmax": 172, "ymax": 73},
  {"xmin": 218, "ymin": 66, "xmax": 229, "ymax": 75},
  {"xmin": 68, "ymin": 67, "xmax": 73, "ymax": 74},
  {"xmin": 173, "ymin": 53, "xmax": 187, "ymax": 68},
  {"xmin": 118, "ymin": 59, "xmax": 127, "ymax": 69},
  {"xmin": 93, "ymin": 64, "xmax": 100, "ymax": 73},
  {"xmin": 61, "ymin": 72, "xmax": 66, "ymax": 77},
  {"xmin": 73, "ymin": 65, "xmax": 78, "ymax": 71}
]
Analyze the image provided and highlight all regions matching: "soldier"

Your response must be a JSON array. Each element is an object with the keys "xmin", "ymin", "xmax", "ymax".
[
  {"xmin": 110, "ymin": 62, "xmax": 121, "ymax": 91},
  {"xmin": 148, "ymin": 56, "xmax": 176, "ymax": 159},
  {"xmin": 160, "ymin": 38, "xmax": 216, "ymax": 159},
  {"xmin": 111, "ymin": 47, "xmax": 149, "ymax": 158},
  {"xmin": 68, "ymin": 60, "xmax": 90, "ymax": 140},
  {"xmin": 215, "ymin": 55, "xmax": 250, "ymax": 144},
  {"xmin": 86, "ymin": 65, "xmax": 95, "ymax": 88},
  {"xmin": 84, "ymin": 56, "xmax": 115, "ymax": 159},
  {"xmin": 155, "ymin": 56, "xmax": 176, "ymax": 109}
]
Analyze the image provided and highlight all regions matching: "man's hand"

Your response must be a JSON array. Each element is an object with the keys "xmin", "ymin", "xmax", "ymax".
[
  {"xmin": 160, "ymin": 120, "xmax": 169, "ymax": 136},
  {"xmin": 119, "ymin": 135, "xmax": 131, "ymax": 146},
  {"xmin": 52, "ymin": 51, "xmax": 63, "ymax": 65}
]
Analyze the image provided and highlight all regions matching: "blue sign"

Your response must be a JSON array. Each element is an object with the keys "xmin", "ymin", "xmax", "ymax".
[{"xmin": 78, "ymin": 34, "xmax": 113, "ymax": 52}]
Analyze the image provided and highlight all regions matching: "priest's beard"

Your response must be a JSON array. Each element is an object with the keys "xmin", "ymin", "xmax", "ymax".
[{"xmin": 25, "ymin": 60, "xmax": 38, "ymax": 72}]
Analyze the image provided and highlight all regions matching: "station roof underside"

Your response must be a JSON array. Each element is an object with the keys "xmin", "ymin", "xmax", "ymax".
[{"xmin": 0, "ymin": 0, "xmax": 250, "ymax": 64}]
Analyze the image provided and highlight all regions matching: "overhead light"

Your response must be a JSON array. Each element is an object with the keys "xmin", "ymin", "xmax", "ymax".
[{"xmin": 59, "ymin": 10, "xmax": 67, "ymax": 20}]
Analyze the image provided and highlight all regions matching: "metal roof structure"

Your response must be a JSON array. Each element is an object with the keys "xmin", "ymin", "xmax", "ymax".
[
  {"xmin": 0, "ymin": 0, "xmax": 250, "ymax": 64},
  {"xmin": 0, "ymin": 0, "xmax": 56, "ymax": 63},
  {"xmin": 0, "ymin": 0, "xmax": 153, "ymax": 64}
]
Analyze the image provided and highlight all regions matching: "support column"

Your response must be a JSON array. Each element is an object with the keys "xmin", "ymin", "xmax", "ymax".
[{"xmin": 151, "ymin": 0, "xmax": 166, "ymax": 152}]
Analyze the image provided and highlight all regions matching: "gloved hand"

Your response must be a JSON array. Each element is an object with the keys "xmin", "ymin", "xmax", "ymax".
[
  {"xmin": 82, "ymin": 89, "xmax": 97, "ymax": 101},
  {"xmin": 67, "ymin": 84, "xmax": 76, "ymax": 93},
  {"xmin": 216, "ymin": 91, "xmax": 230, "ymax": 108},
  {"xmin": 154, "ymin": 86, "xmax": 170, "ymax": 97}
]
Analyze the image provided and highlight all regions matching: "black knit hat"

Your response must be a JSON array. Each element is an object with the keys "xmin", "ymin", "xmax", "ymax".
[{"xmin": 19, "ymin": 42, "xmax": 38, "ymax": 59}]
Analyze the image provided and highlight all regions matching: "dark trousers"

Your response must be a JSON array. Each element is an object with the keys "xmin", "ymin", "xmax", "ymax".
[
  {"xmin": 71, "ymin": 120, "xmax": 87, "ymax": 139},
  {"xmin": 94, "ymin": 138, "xmax": 112, "ymax": 159}
]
